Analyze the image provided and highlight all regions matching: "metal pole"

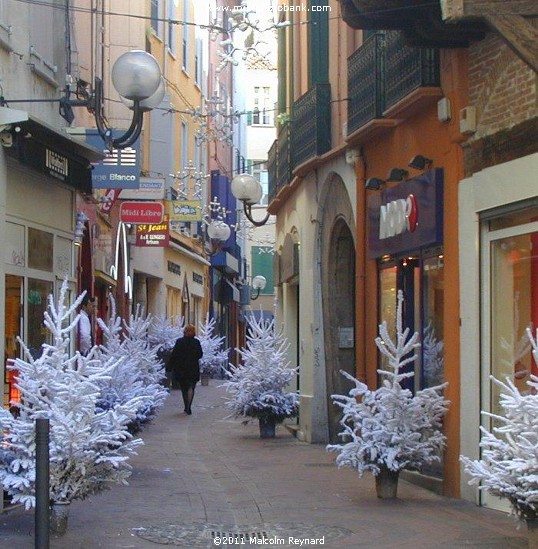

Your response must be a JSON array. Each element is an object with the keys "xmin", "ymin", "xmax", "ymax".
[{"xmin": 35, "ymin": 418, "xmax": 50, "ymax": 549}]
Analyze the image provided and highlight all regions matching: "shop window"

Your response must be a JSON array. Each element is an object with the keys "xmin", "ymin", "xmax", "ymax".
[
  {"xmin": 28, "ymin": 227, "xmax": 53, "ymax": 272},
  {"xmin": 490, "ymin": 232, "xmax": 537, "ymax": 408},
  {"xmin": 4, "ymin": 275, "xmax": 22, "ymax": 408},
  {"xmin": 27, "ymin": 278, "xmax": 53, "ymax": 359},
  {"xmin": 378, "ymin": 251, "xmax": 445, "ymax": 391}
]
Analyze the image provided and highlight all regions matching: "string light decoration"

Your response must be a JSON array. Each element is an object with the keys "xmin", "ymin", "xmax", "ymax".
[
  {"xmin": 187, "ymin": 91, "xmax": 241, "ymax": 145},
  {"xmin": 169, "ymin": 160, "xmax": 209, "ymax": 200}
]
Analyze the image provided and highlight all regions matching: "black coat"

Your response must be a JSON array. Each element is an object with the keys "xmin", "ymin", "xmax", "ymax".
[{"xmin": 168, "ymin": 335, "xmax": 203, "ymax": 384}]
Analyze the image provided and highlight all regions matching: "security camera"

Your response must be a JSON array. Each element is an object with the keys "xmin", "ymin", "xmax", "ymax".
[{"xmin": 0, "ymin": 130, "xmax": 13, "ymax": 148}]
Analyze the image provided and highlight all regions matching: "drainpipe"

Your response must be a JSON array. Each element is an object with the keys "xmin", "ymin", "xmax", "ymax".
[{"xmin": 356, "ymin": 147, "xmax": 367, "ymax": 384}]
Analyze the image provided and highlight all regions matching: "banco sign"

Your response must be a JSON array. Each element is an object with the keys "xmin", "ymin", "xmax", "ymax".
[{"xmin": 379, "ymin": 194, "xmax": 418, "ymax": 240}]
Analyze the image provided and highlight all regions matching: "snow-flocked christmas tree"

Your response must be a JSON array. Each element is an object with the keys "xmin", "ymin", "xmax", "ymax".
[
  {"xmin": 96, "ymin": 297, "xmax": 168, "ymax": 433},
  {"xmin": 460, "ymin": 326, "xmax": 538, "ymax": 522},
  {"xmin": 148, "ymin": 314, "xmax": 184, "ymax": 351},
  {"xmin": 222, "ymin": 313, "xmax": 299, "ymax": 423},
  {"xmin": 328, "ymin": 290, "xmax": 450, "ymax": 477},
  {"xmin": 0, "ymin": 281, "xmax": 142, "ymax": 509},
  {"xmin": 198, "ymin": 314, "xmax": 228, "ymax": 378}
]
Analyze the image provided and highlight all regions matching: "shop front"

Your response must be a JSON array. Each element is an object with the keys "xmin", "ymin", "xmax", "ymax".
[
  {"xmin": 367, "ymin": 168, "xmax": 445, "ymax": 477},
  {"xmin": 1, "ymin": 116, "xmax": 102, "ymax": 409},
  {"xmin": 459, "ymin": 153, "xmax": 538, "ymax": 509}
]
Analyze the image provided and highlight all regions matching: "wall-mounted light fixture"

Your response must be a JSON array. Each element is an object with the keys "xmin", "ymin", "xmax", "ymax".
[
  {"xmin": 231, "ymin": 173, "xmax": 270, "ymax": 227},
  {"xmin": 2, "ymin": 50, "xmax": 164, "ymax": 151},
  {"xmin": 386, "ymin": 168, "xmax": 409, "ymax": 182},
  {"xmin": 250, "ymin": 275, "xmax": 267, "ymax": 300},
  {"xmin": 204, "ymin": 218, "xmax": 232, "ymax": 256},
  {"xmin": 365, "ymin": 177, "xmax": 385, "ymax": 191},
  {"xmin": 408, "ymin": 155, "xmax": 433, "ymax": 170}
]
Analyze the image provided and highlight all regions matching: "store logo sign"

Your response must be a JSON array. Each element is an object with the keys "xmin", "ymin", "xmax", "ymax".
[
  {"xmin": 46, "ymin": 149, "xmax": 69, "ymax": 180},
  {"xmin": 379, "ymin": 194, "xmax": 418, "ymax": 240}
]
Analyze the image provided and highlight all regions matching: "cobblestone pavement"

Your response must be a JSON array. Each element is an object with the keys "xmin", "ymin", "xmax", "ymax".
[{"xmin": 0, "ymin": 384, "xmax": 528, "ymax": 548}]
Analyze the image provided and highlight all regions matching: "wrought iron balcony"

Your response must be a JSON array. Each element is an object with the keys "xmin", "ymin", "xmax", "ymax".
[
  {"xmin": 346, "ymin": 30, "xmax": 440, "ymax": 140},
  {"xmin": 267, "ymin": 121, "xmax": 291, "ymax": 204},
  {"xmin": 347, "ymin": 32, "xmax": 385, "ymax": 136},
  {"xmin": 291, "ymin": 83, "xmax": 331, "ymax": 168},
  {"xmin": 384, "ymin": 31, "xmax": 440, "ymax": 110}
]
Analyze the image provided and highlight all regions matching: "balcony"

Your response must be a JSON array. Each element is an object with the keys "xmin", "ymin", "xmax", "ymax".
[
  {"xmin": 347, "ymin": 32, "xmax": 385, "ymax": 136},
  {"xmin": 267, "ymin": 121, "xmax": 291, "ymax": 206},
  {"xmin": 384, "ymin": 30, "xmax": 440, "ymax": 111},
  {"xmin": 346, "ymin": 30, "xmax": 441, "ymax": 145},
  {"xmin": 291, "ymin": 82, "xmax": 331, "ymax": 169}
]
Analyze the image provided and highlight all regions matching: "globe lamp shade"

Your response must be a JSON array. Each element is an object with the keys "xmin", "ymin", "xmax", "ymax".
[
  {"xmin": 252, "ymin": 275, "xmax": 267, "ymax": 291},
  {"xmin": 231, "ymin": 173, "xmax": 263, "ymax": 204},
  {"xmin": 111, "ymin": 50, "xmax": 162, "ymax": 101},
  {"xmin": 207, "ymin": 220, "xmax": 231, "ymax": 242},
  {"xmin": 120, "ymin": 77, "xmax": 166, "ymax": 112}
]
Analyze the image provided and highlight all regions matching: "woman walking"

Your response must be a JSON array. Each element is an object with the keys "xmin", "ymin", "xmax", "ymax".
[{"xmin": 168, "ymin": 324, "xmax": 203, "ymax": 415}]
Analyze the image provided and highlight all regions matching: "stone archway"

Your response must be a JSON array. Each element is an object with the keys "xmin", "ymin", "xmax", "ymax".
[{"xmin": 320, "ymin": 175, "xmax": 356, "ymax": 443}]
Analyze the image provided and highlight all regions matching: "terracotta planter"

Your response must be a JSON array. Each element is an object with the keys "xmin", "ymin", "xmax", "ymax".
[
  {"xmin": 50, "ymin": 500, "xmax": 70, "ymax": 534},
  {"xmin": 375, "ymin": 466, "xmax": 399, "ymax": 499},
  {"xmin": 258, "ymin": 416, "xmax": 276, "ymax": 438},
  {"xmin": 527, "ymin": 518, "xmax": 538, "ymax": 549}
]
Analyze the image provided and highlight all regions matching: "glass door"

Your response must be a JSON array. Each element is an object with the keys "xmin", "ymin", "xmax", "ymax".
[{"xmin": 481, "ymin": 214, "xmax": 538, "ymax": 512}]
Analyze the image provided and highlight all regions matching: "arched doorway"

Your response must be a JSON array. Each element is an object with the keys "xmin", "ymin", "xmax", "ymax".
[{"xmin": 320, "ymin": 175, "xmax": 356, "ymax": 443}]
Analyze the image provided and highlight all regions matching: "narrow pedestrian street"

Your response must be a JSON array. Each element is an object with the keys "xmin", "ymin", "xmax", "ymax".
[{"xmin": 0, "ymin": 384, "xmax": 528, "ymax": 548}]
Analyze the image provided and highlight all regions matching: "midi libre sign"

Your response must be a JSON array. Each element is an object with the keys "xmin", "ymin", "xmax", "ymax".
[{"xmin": 120, "ymin": 202, "xmax": 164, "ymax": 224}]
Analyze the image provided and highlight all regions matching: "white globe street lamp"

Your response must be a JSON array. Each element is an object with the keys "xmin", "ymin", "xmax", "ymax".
[
  {"xmin": 250, "ymin": 275, "xmax": 267, "ymax": 300},
  {"xmin": 231, "ymin": 173, "xmax": 270, "ymax": 227}
]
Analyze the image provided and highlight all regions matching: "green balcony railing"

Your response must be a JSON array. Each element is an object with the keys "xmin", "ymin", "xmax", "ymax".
[
  {"xmin": 291, "ymin": 82, "xmax": 331, "ymax": 168},
  {"xmin": 384, "ymin": 31, "xmax": 440, "ymax": 109},
  {"xmin": 267, "ymin": 139, "xmax": 278, "ymax": 204},
  {"xmin": 268, "ymin": 121, "xmax": 291, "ymax": 204},
  {"xmin": 347, "ymin": 32, "xmax": 385, "ymax": 135}
]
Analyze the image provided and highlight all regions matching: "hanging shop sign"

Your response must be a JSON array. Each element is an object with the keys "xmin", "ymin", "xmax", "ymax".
[
  {"xmin": 120, "ymin": 201, "xmax": 164, "ymax": 224},
  {"xmin": 135, "ymin": 221, "xmax": 170, "ymax": 247},
  {"xmin": 167, "ymin": 200, "xmax": 203, "ymax": 222},
  {"xmin": 120, "ymin": 177, "xmax": 165, "ymax": 200},
  {"xmin": 368, "ymin": 168, "xmax": 443, "ymax": 259},
  {"xmin": 84, "ymin": 130, "xmax": 141, "ymax": 189}
]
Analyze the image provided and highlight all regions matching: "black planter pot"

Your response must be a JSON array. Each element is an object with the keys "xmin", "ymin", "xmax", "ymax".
[{"xmin": 258, "ymin": 416, "xmax": 277, "ymax": 438}]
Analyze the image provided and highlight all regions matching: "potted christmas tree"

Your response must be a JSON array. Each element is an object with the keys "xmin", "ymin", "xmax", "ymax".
[
  {"xmin": 95, "ymin": 294, "xmax": 168, "ymax": 433},
  {"xmin": 0, "ymin": 281, "xmax": 142, "ymax": 533},
  {"xmin": 198, "ymin": 314, "xmax": 229, "ymax": 385},
  {"xmin": 328, "ymin": 291, "xmax": 450, "ymax": 498},
  {"xmin": 461, "ymin": 326, "xmax": 538, "ymax": 547},
  {"xmin": 222, "ymin": 313, "xmax": 299, "ymax": 438}
]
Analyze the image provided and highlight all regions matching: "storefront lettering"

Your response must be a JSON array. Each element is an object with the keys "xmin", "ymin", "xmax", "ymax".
[
  {"xmin": 379, "ymin": 194, "xmax": 418, "ymax": 240},
  {"xmin": 46, "ymin": 149, "xmax": 69, "ymax": 178}
]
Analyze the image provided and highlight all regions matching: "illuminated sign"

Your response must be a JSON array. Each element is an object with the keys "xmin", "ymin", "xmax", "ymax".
[{"xmin": 379, "ymin": 194, "xmax": 418, "ymax": 240}]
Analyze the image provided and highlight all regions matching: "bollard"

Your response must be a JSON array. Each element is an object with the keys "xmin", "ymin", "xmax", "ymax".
[{"xmin": 35, "ymin": 418, "xmax": 50, "ymax": 549}]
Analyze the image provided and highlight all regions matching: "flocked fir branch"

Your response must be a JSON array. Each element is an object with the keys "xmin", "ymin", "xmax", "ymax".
[
  {"xmin": 148, "ymin": 314, "xmax": 184, "ymax": 351},
  {"xmin": 0, "ymin": 281, "xmax": 142, "ymax": 509},
  {"xmin": 222, "ymin": 312, "xmax": 299, "ymax": 423},
  {"xmin": 96, "ymin": 296, "xmax": 168, "ymax": 433},
  {"xmin": 461, "ymin": 326, "xmax": 538, "ymax": 522},
  {"xmin": 198, "ymin": 314, "xmax": 229, "ymax": 377},
  {"xmin": 328, "ymin": 290, "xmax": 450, "ymax": 476}
]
